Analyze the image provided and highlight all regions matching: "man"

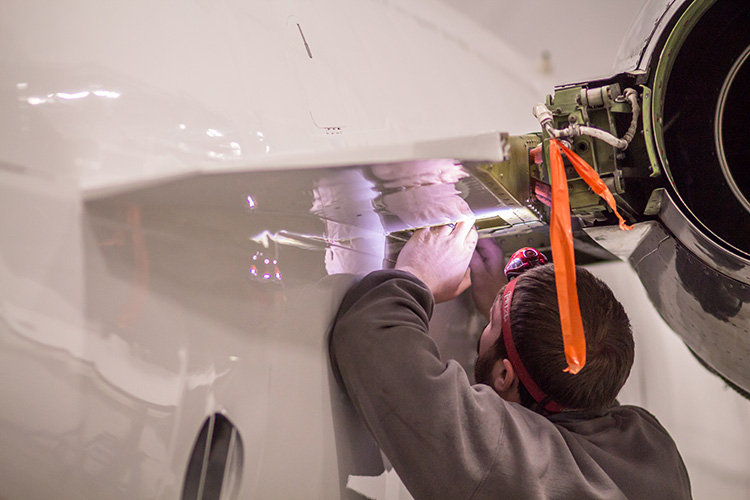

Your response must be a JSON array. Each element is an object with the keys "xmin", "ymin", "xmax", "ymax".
[{"xmin": 330, "ymin": 220, "xmax": 691, "ymax": 499}]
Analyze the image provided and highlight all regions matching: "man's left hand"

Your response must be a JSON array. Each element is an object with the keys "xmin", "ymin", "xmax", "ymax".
[
  {"xmin": 469, "ymin": 238, "xmax": 507, "ymax": 318},
  {"xmin": 395, "ymin": 220, "xmax": 478, "ymax": 303}
]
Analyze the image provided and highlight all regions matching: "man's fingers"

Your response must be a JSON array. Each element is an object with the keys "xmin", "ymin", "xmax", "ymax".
[
  {"xmin": 466, "ymin": 226, "xmax": 478, "ymax": 250},
  {"xmin": 475, "ymin": 238, "xmax": 493, "ymax": 257},
  {"xmin": 434, "ymin": 224, "xmax": 453, "ymax": 235},
  {"xmin": 470, "ymin": 250, "xmax": 483, "ymax": 269},
  {"xmin": 475, "ymin": 238, "xmax": 499, "ymax": 256},
  {"xmin": 456, "ymin": 268, "xmax": 472, "ymax": 296},
  {"xmin": 475, "ymin": 238, "xmax": 503, "ymax": 269},
  {"xmin": 451, "ymin": 219, "xmax": 476, "ymax": 240}
]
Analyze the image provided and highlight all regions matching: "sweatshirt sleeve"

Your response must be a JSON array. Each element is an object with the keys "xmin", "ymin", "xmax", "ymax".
[{"xmin": 329, "ymin": 269, "xmax": 507, "ymax": 499}]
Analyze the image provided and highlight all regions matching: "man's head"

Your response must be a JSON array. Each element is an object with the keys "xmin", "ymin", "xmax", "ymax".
[{"xmin": 474, "ymin": 264, "xmax": 634, "ymax": 412}]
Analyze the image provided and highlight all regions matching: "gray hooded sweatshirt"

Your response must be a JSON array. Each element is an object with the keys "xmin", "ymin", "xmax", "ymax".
[{"xmin": 330, "ymin": 270, "xmax": 692, "ymax": 500}]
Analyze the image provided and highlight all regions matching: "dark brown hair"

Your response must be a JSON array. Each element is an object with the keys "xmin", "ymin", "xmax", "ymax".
[{"xmin": 495, "ymin": 264, "xmax": 634, "ymax": 411}]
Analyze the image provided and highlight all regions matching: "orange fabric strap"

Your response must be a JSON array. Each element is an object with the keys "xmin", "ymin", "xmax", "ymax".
[
  {"xmin": 549, "ymin": 140, "xmax": 586, "ymax": 374},
  {"xmin": 548, "ymin": 139, "xmax": 633, "ymax": 374}
]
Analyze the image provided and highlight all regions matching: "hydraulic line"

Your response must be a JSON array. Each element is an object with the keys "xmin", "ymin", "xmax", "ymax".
[{"xmin": 533, "ymin": 88, "xmax": 641, "ymax": 151}]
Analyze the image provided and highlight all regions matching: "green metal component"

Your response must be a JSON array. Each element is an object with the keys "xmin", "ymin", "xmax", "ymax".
[
  {"xmin": 547, "ymin": 86, "xmax": 582, "ymax": 116},
  {"xmin": 535, "ymin": 82, "xmax": 635, "ymax": 224},
  {"xmin": 474, "ymin": 215, "xmax": 511, "ymax": 233},
  {"xmin": 643, "ymin": 188, "xmax": 666, "ymax": 216},
  {"xmin": 547, "ymin": 84, "xmax": 624, "ymax": 177},
  {"xmin": 651, "ymin": 0, "xmax": 717, "ymax": 188},
  {"xmin": 640, "ymin": 84, "xmax": 661, "ymax": 178},
  {"xmin": 472, "ymin": 134, "xmax": 541, "ymax": 212},
  {"xmin": 476, "ymin": 0, "xmax": 722, "ymax": 231},
  {"xmin": 609, "ymin": 101, "xmax": 631, "ymax": 114}
]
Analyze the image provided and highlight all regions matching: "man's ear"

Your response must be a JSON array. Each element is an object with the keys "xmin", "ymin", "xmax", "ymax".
[{"xmin": 493, "ymin": 358, "xmax": 516, "ymax": 394}]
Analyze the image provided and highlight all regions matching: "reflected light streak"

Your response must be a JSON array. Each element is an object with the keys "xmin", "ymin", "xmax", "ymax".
[
  {"xmin": 92, "ymin": 90, "xmax": 121, "ymax": 99},
  {"xmin": 250, "ymin": 229, "xmax": 327, "ymax": 251},
  {"xmin": 475, "ymin": 207, "xmax": 519, "ymax": 222},
  {"xmin": 473, "ymin": 204, "xmax": 541, "ymax": 226},
  {"xmin": 117, "ymin": 206, "xmax": 149, "ymax": 330},
  {"xmin": 255, "ymin": 131, "xmax": 270, "ymax": 153},
  {"xmin": 206, "ymin": 128, "xmax": 223, "ymax": 138},
  {"xmin": 472, "ymin": 205, "xmax": 545, "ymax": 237},
  {"xmin": 246, "ymin": 195, "xmax": 256, "ymax": 209},
  {"xmin": 57, "ymin": 91, "xmax": 90, "ymax": 100},
  {"xmin": 25, "ymin": 89, "xmax": 121, "ymax": 106}
]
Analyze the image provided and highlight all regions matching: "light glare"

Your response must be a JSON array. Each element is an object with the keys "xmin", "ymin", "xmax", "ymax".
[
  {"xmin": 57, "ymin": 91, "xmax": 90, "ymax": 100},
  {"xmin": 92, "ymin": 90, "xmax": 120, "ymax": 99}
]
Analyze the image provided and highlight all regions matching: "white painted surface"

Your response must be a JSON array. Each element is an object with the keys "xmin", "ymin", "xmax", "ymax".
[
  {"xmin": 439, "ymin": 0, "xmax": 652, "ymax": 85},
  {"xmin": 1, "ymin": 0, "xmax": 545, "ymax": 195}
]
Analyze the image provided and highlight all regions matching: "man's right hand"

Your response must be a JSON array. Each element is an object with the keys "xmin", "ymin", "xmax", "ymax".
[
  {"xmin": 469, "ymin": 238, "xmax": 507, "ymax": 318},
  {"xmin": 395, "ymin": 220, "xmax": 477, "ymax": 304}
]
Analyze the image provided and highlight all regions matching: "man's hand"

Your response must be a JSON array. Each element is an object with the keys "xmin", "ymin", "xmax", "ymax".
[
  {"xmin": 469, "ymin": 238, "xmax": 507, "ymax": 318},
  {"xmin": 395, "ymin": 220, "xmax": 478, "ymax": 303}
]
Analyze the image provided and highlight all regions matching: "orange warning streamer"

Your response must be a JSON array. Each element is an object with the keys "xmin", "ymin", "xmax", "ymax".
[
  {"xmin": 557, "ymin": 141, "xmax": 634, "ymax": 232},
  {"xmin": 549, "ymin": 139, "xmax": 632, "ymax": 374}
]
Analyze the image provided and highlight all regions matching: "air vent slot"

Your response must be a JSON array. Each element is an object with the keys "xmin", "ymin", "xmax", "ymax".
[{"xmin": 182, "ymin": 413, "xmax": 243, "ymax": 500}]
